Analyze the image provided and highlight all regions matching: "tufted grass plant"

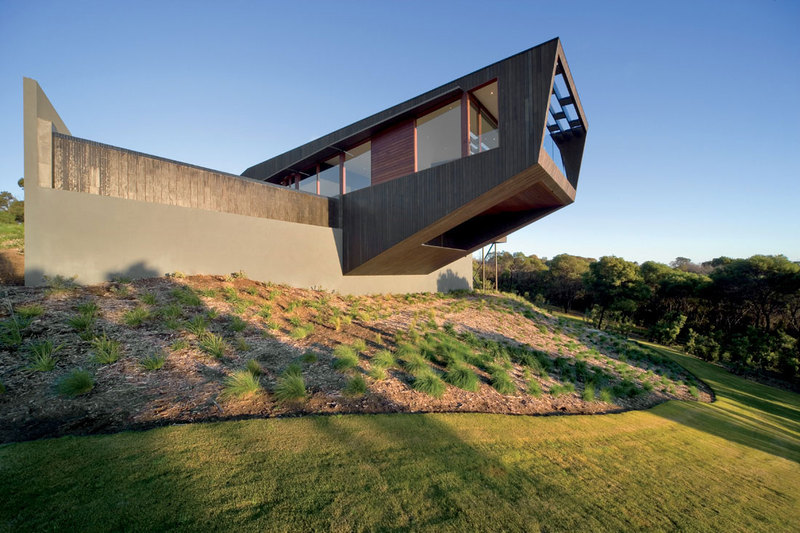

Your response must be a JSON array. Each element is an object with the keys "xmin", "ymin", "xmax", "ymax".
[
  {"xmin": 444, "ymin": 364, "xmax": 479, "ymax": 392},
  {"xmin": 92, "ymin": 334, "xmax": 122, "ymax": 364},
  {"xmin": 140, "ymin": 353, "xmax": 167, "ymax": 371},
  {"xmin": 123, "ymin": 306, "xmax": 151, "ymax": 327},
  {"xmin": 332, "ymin": 345, "xmax": 359, "ymax": 371},
  {"xmin": 26, "ymin": 340, "xmax": 61, "ymax": 372},
  {"xmin": 199, "ymin": 333, "xmax": 227, "ymax": 359},
  {"xmin": 344, "ymin": 374, "xmax": 367, "ymax": 396},
  {"xmin": 221, "ymin": 370, "xmax": 261, "ymax": 400},
  {"xmin": 413, "ymin": 371, "xmax": 446, "ymax": 398},
  {"xmin": 57, "ymin": 369, "xmax": 94, "ymax": 397}
]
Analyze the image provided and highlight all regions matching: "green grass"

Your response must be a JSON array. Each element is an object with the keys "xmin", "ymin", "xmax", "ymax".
[
  {"xmin": 274, "ymin": 374, "xmax": 307, "ymax": 402},
  {"xmin": 15, "ymin": 303, "xmax": 44, "ymax": 319},
  {"xmin": 412, "ymin": 371, "xmax": 447, "ymax": 398},
  {"xmin": 443, "ymin": 364, "xmax": 479, "ymax": 392},
  {"xmin": 199, "ymin": 333, "xmax": 227, "ymax": 359},
  {"xmin": 123, "ymin": 306, "xmax": 151, "ymax": 327},
  {"xmin": 140, "ymin": 353, "xmax": 167, "ymax": 371},
  {"xmin": 332, "ymin": 345, "xmax": 359, "ymax": 371},
  {"xmin": 0, "ymin": 220, "xmax": 24, "ymax": 249},
  {"xmin": 25, "ymin": 340, "xmax": 61, "ymax": 372},
  {"xmin": 56, "ymin": 369, "xmax": 93, "ymax": 397},
  {"xmin": 245, "ymin": 359, "xmax": 262, "ymax": 376},
  {"xmin": 343, "ymin": 374, "xmax": 367, "ymax": 396},
  {"xmin": 91, "ymin": 334, "xmax": 122, "ymax": 364},
  {"xmin": 221, "ymin": 370, "xmax": 261, "ymax": 400},
  {"xmin": 1, "ymin": 343, "xmax": 799, "ymax": 531}
]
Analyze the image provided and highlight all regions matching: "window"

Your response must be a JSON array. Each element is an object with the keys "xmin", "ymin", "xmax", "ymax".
[
  {"xmin": 416, "ymin": 101, "xmax": 461, "ymax": 171},
  {"xmin": 469, "ymin": 80, "xmax": 499, "ymax": 155},
  {"xmin": 318, "ymin": 156, "xmax": 340, "ymax": 197},
  {"xmin": 345, "ymin": 142, "xmax": 371, "ymax": 193}
]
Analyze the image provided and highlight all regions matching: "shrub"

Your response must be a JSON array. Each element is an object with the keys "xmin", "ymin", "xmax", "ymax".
[
  {"xmin": 443, "ymin": 364, "xmax": 479, "ymax": 392},
  {"xmin": 413, "ymin": 371, "xmax": 446, "ymax": 398},
  {"xmin": 344, "ymin": 375, "xmax": 367, "ymax": 396},
  {"xmin": 246, "ymin": 359, "xmax": 263, "ymax": 376},
  {"xmin": 274, "ymin": 374, "xmax": 306, "ymax": 402},
  {"xmin": 229, "ymin": 316, "xmax": 248, "ymax": 333},
  {"xmin": 170, "ymin": 339, "xmax": 189, "ymax": 351},
  {"xmin": 185, "ymin": 315, "xmax": 209, "ymax": 336},
  {"xmin": 140, "ymin": 353, "xmax": 167, "ymax": 371},
  {"xmin": 16, "ymin": 303, "xmax": 44, "ymax": 319},
  {"xmin": 352, "ymin": 338, "xmax": 367, "ymax": 353},
  {"xmin": 123, "ymin": 306, "xmax": 151, "ymax": 327},
  {"xmin": 612, "ymin": 379, "xmax": 641, "ymax": 398},
  {"xmin": 489, "ymin": 367, "xmax": 516, "ymax": 395},
  {"xmin": 402, "ymin": 353, "xmax": 429, "ymax": 376},
  {"xmin": 688, "ymin": 385, "xmax": 699, "ymax": 399},
  {"xmin": 527, "ymin": 379, "xmax": 542, "ymax": 397},
  {"xmin": 221, "ymin": 370, "xmax": 261, "ymax": 399},
  {"xmin": 140, "ymin": 292, "xmax": 158, "ymax": 306},
  {"xmin": 599, "ymin": 388, "xmax": 614, "ymax": 402},
  {"xmin": 332, "ymin": 345, "xmax": 359, "ymax": 371},
  {"xmin": 171, "ymin": 287, "xmax": 202, "ymax": 307},
  {"xmin": 26, "ymin": 340, "xmax": 61, "ymax": 372},
  {"xmin": 301, "ymin": 351, "xmax": 318, "ymax": 364},
  {"xmin": 57, "ymin": 369, "xmax": 94, "ymax": 397},
  {"xmin": 290, "ymin": 324, "xmax": 314, "ymax": 339},
  {"xmin": 582, "ymin": 383, "xmax": 596, "ymax": 402},
  {"xmin": 371, "ymin": 350, "xmax": 396, "ymax": 369},
  {"xmin": 200, "ymin": 333, "xmax": 227, "ymax": 358},
  {"xmin": 550, "ymin": 382, "xmax": 576, "ymax": 397},
  {"xmin": 92, "ymin": 334, "xmax": 122, "ymax": 364}
]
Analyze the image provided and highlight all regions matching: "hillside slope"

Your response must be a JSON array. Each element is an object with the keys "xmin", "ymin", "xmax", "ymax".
[{"xmin": 0, "ymin": 275, "xmax": 709, "ymax": 442}]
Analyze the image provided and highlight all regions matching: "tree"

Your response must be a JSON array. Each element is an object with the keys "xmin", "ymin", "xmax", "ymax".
[
  {"xmin": 546, "ymin": 254, "xmax": 592, "ymax": 313},
  {"xmin": 0, "ymin": 192, "xmax": 14, "ymax": 211},
  {"xmin": 583, "ymin": 256, "xmax": 647, "ymax": 329}
]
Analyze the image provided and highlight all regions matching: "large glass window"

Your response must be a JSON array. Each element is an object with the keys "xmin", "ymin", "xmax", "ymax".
[
  {"xmin": 298, "ymin": 172, "xmax": 317, "ymax": 193},
  {"xmin": 416, "ymin": 101, "xmax": 461, "ymax": 171},
  {"xmin": 318, "ymin": 156, "xmax": 340, "ymax": 197},
  {"xmin": 469, "ymin": 80, "xmax": 499, "ymax": 155},
  {"xmin": 345, "ymin": 142, "xmax": 371, "ymax": 193}
]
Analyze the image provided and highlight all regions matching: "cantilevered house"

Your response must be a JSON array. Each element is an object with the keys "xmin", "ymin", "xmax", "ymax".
[{"xmin": 23, "ymin": 37, "xmax": 587, "ymax": 294}]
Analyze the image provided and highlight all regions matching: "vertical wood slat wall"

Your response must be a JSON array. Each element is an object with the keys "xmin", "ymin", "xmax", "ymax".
[{"xmin": 51, "ymin": 133, "xmax": 335, "ymax": 228}]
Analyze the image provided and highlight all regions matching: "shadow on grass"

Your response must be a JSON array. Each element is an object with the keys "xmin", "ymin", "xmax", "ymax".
[{"xmin": 646, "ymin": 343, "xmax": 800, "ymax": 463}]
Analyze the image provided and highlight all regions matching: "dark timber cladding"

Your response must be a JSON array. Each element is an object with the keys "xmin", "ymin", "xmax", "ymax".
[
  {"xmin": 243, "ymin": 38, "xmax": 587, "ymax": 276},
  {"xmin": 52, "ymin": 134, "xmax": 336, "ymax": 227}
]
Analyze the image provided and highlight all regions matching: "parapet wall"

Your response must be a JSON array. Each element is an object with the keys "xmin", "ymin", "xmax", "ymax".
[{"xmin": 51, "ymin": 134, "xmax": 335, "ymax": 228}]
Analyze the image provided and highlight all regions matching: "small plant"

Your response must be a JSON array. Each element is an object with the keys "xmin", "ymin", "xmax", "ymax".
[
  {"xmin": 57, "ymin": 369, "xmax": 94, "ymax": 397},
  {"xmin": 274, "ymin": 373, "xmax": 306, "ymax": 402},
  {"xmin": 344, "ymin": 374, "xmax": 367, "ymax": 396},
  {"xmin": 200, "ymin": 333, "xmax": 227, "ymax": 359},
  {"xmin": 444, "ymin": 364, "xmax": 479, "ymax": 392},
  {"xmin": 221, "ymin": 370, "xmax": 261, "ymax": 399},
  {"xmin": 599, "ymin": 388, "xmax": 614, "ymax": 402},
  {"xmin": 140, "ymin": 292, "xmax": 158, "ymax": 305},
  {"xmin": 371, "ymin": 350, "xmax": 396, "ymax": 369},
  {"xmin": 140, "ymin": 352, "xmax": 167, "ymax": 371},
  {"xmin": 16, "ymin": 303, "xmax": 44, "ymax": 319},
  {"xmin": 234, "ymin": 337, "xmax": 251, "ymax": 352},
  {"xmin": 301, "ymin": 351, "xmax": 318, "ymax": 363},
  {"xmin": 197, "ymin": 288, "xmax": 217, "ymax": 298},
  {"xmin": 246, "ymin": 359, "xmax": 263, "ymax": 376},
  {"xmin": 284, "ymin": 363, "xmax": 303, "ymax": 377},
  {"xmin": 170, "ymin": 339, "xmax": 189, "ymax": 351},
  {"xmin": 172, "ymin": 287, "xmax": 202, "ymax": 307},
  {"xmin": 413, "ymin": 371, "xmax": 446, "ymax": 398},
  {"xmin": 76, "ymin": 301, "xmax": 99, "ymax": 317},
  {"xmin": 242, "ymin": 286, "xmax": 260, "ymax": 296},
  {"xmin": 123, "ymin": 306, "xmax": 151, "ymax": 327},
  {"xmin": 92, "ymin": 334, "xmax": 122, "ymax": 364},
  {"xmin": 168, "ymin": 271, "xmax": 186, "ymax": 279},
  {"xmin": 352, "ymin": 338, "xmax": 367, "ymax": 353},
  {"xmin": 1, "ymin": 315, "xmax": 31, "ymax": 348},
  {"xmin": 688, "ymin": 385, "xmax": 699, "ymax": 399},
  {"xmin": 550, "ymin": 382, "xmax": 576, "ymax": 398},
  {"xmin": 374, "ymin": 333, "xmax": 384, "ymax": 346},
  {"xmin": 527, "ymin": 379, "xmax": 542, "ymax": 397},
  {"xmin": 489, "ymin": 367, "xmax": 516, "ymax": 395},
  {"xmin": 368, "ymin": 366, "xmax": 387, "ymax": 380},
  {"xmin": 258, "ymin": 304, "xmax": 272, "ymax": 319},
  {"xmin": 26, "ymin": 340, "xmax": 62, "ymax": 372},
  {"xmin": 290, "ymin": 323, "xmax": 314, "ymax": 339},
  {"xmin": 332, "ymin": 345, "xmax": 359, "ymax": 371},
  {"xmin": 229, "ymin": 316, "xmax": 248, "ymax": 333},
  {"xmin": 401, "ymin": 353, "xmax": 429, "ymax": 376},
  {"xmin": 185, "ymin": 315, "xmax": 209, "ymax": 336},
  {"xmin": 230, "ymin": 270, "xmax": 247, "ymax": 279},
  {"xmin": 582, "ymin": 383, "xmax": 596, "ymax": 402}
]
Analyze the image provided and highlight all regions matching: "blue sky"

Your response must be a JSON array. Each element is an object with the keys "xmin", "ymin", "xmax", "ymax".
[{"xmin": 1, "ymin": 0, "xmax": 798, "ymax": 264}]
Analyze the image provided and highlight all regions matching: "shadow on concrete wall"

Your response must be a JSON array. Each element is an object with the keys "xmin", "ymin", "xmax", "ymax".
[
  {"xmin": 23, "ymin": 261, "xmax": 162, "ymax": 287},
  {"xmin": 436, "ymin": 269, "xmax": 470, "ymax": 292}
]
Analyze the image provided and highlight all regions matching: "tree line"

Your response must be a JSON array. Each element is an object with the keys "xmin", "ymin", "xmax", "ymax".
[{"xmin": 474, "ymin": 252, "xmax": 800, "ymax": 382}]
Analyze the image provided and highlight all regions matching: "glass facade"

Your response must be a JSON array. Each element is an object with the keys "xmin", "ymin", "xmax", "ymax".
[
  {"xmin": 298, "ymin": 172, "xmax": 317, "ymax": 193},
  {"xmin": 318, "ymin": 156, "xmax": 340, "ymax": 197},
  {"xmin": 345, "ymin": 142, "xmax": 371, "ymax": 193},
  {"xmin": 416, "ymin": 101, "xmax": 462, "ymax": 171}
]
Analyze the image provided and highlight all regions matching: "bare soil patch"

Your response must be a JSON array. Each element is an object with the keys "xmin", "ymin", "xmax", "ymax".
[{"xmin": 0, "ymin": 275, "xmax": 711, "ymax": 443}]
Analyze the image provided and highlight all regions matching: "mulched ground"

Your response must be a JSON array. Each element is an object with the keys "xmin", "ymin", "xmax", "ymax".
[{"xmin": 0, "ymin": 275, "xmax": 712, "ymax": 443}]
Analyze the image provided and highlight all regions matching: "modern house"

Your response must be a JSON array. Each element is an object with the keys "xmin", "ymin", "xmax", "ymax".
[{"xmin": 23, "ymin": 37, "xmax": 587, "ymax": 294}]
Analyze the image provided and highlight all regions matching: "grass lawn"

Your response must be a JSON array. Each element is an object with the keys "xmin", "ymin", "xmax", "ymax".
[
  {"xmin": 0, "ymin": 221, "xmax": 23, "ymax": 250},
  {"xmin": 1, "ymin": 344, "xmax": 798, "ymax": 531}
]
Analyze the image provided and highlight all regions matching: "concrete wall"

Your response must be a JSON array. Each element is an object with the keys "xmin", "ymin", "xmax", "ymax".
[
  {"xmin": 23, "ymin": 78, "xmax": 472, "ymax": 294},
  {"xmin": 26, "ymin": 187, "xmax": 472, "ymax": 294}
]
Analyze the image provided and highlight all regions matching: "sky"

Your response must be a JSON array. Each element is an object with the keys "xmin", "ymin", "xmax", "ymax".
[{"xmin": 1, "ymin": 0, "xmax": 798, "ymax": 265}]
